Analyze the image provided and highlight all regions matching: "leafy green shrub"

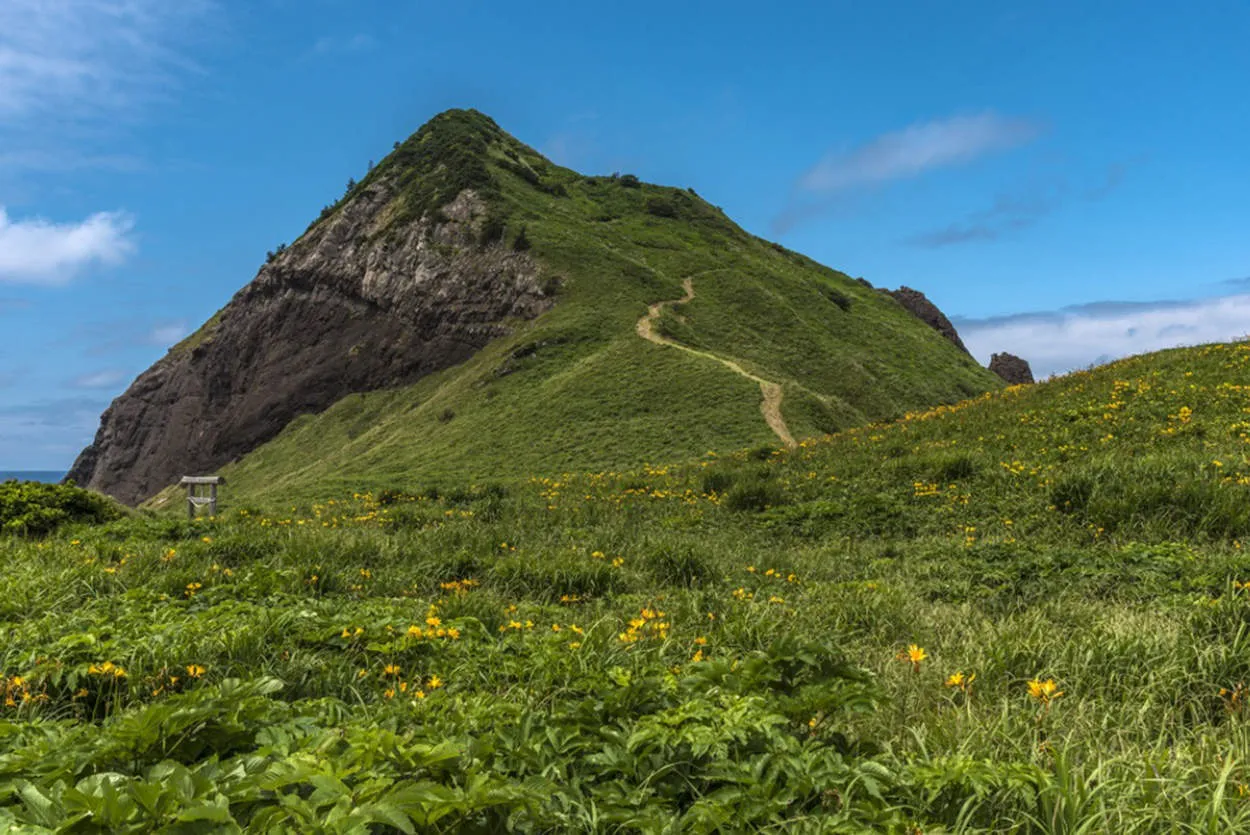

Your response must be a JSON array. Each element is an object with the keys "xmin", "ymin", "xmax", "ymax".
[
  {"xmin": 0, "ymin": 480, "xmax": 121, "ymax": 536},
  {"xmin": 478, "ymin": 214, "xmax": 506, "ymax": 246},
  {"xmin": 724, "ymin": 475, "xmax": 784, "ymax": 512},
  {"xmin": 642, "ymin": 544, "xmax": 713, "ymax": 587},
  {"xmin": 932, "ymin": 453, "xmax": 979, "ymax": 483},
  {"xmin": 618, "ymin": 173, "xmax": 641, "ymax": 188},
  {"xmin": 1050, "ymin": 475, "xmax": 1094, "ymax": 514},
  {"xmin": 644, "ymin": 196, "xmax": 679, "ymax": 218},
  {"xmin": 822, "ymin": 286, "xmax": 852, "ymax": 311},
  {"xmin": 748, "ymin": 445, "xmax": 777, "ymax": 461},
  {"xmin": 700, "ymin": 469, "xmax": 735, "ymax": 495},
  {"xmin": 488, "ymin": 553, "xmax": 628, "ymax": 600},
  {"xmin": 512, "ymin": 225, "xmax": 531, "ymax": 252}
]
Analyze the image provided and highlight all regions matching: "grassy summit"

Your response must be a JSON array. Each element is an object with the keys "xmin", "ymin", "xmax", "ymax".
[
  {"xmin": 192, "ymin": 109, "xmax": 998, "ymax": 503},
  {"xmin": 4, "ymin": 340, "xmax": 1250, "ymax": 829}
]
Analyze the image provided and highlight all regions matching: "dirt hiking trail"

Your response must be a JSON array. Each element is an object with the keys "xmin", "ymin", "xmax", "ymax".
[{"xmin": 636, "ymin": 278, "xmax": 797, "ymax": 448}]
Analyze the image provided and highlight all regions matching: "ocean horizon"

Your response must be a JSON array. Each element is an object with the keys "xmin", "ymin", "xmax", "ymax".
[{"xmin": 0, "ymin": 471, "xmax": 66, "ymax": 484}]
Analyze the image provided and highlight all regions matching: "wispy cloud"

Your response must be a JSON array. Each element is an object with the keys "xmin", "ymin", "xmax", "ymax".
[
  {"xmin": 0, "ymin": 207, "xmax": 135, "ymax": 285},
  {"xmin": 0, "ymin": 0, "xmax": 213, "ymax": 172},
  {"xmin": 0, "ymin": 395, "xmax": 109, "ymax": 468},
  {"xmin": 955, "ymin": 292, "xmax": 1250, "ymax": 378},
  {"xmin": 309, "ymin": 33, "xmax": 376, "ymax": 56},
  {"xmin": 773, "ymin": 111, "xmax": 1043, "ymax": 233},
  {"xmin": 147, "ymin": 320, "xmax": 188, "ymax": 346},
  {"xmin": 909, "ymin": 164, "xmax": 1128, "ymax": 248},
  {"xmin": 70, "ymin": 369, "xmax": 126, "ymax": 389},
  {"xmin": 797, "ymin": 112, "xmax": 1042, "ymax": 194}
]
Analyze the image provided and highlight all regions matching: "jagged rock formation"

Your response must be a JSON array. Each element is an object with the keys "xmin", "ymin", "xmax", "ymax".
[
  {"xmin": 67, "ymin": 185, "xmax": 551, "ymax": 505},
  {"xmin": 989, "ymin": 352, "xmax": 1035, "ymax": 385},
  {"xmin": 887, "ymin": 287, "xmax": 970, "ymax": 355}
]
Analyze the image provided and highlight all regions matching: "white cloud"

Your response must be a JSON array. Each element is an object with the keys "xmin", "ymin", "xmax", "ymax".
[
  {"xmin": 147, "ymin": 320, "xmax": 188, "ymax": 345},
  {"xmin": 956, "ymin": 294, "xmax": 1250, "ymax": 378},
  {"xmin": 0, "ymin": 207, "xmax": 135, "ymax": 284},
  {"xmin": 70, "ymin": 369, "xmax": 126, "ymax": 389},
  {"xmin": 798, "ymin": 112, "xmax": 1042, "ymax": 193}
]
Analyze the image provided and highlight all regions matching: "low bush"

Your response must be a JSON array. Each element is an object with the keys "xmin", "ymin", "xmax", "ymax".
[{"xmin": 0, "ymin": 480, "xmax": 120, "ymax": 536}]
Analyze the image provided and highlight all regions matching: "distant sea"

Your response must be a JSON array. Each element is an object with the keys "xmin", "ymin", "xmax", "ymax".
[{"xmin": 0, "ymin": 471, "xmax": 65, "ymax": 484}]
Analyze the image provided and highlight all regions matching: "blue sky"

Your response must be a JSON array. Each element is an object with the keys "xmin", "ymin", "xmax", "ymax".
[{"xmin": 2, "ymin": 0, "xmax": 1249, "ymax": 469}]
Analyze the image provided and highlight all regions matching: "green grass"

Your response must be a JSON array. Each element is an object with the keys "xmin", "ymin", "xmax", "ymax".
[
  {"xmin": 5, "ymin": 340, "xmax": 1250, "ymax": 830},
  {"xmin": 179, "ymin": 109, "xmax": 999, "ymax": 506}
]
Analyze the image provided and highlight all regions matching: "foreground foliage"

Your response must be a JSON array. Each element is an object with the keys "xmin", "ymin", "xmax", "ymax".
[
  {"xmin": 0, "ymin": 481, "xmax": 120, "ymax": 537},
  {"xmin": 4, "ymin": 341, "xmax": 1250, "ymax": 831}
]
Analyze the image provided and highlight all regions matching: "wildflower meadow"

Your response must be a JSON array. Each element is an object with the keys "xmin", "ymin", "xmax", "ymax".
[{"xmin": 2, "ymin": 341, "xmax": 1250, "ymax": 831}]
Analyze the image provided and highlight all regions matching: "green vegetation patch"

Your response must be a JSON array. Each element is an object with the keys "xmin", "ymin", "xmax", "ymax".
[
  {"xmin": 5, "ymin": 342, "xmax": 1250, "ymax": 829},
  {"xmin": 0, "ymin": 479, "xmax": 121, "ymax": 536}
]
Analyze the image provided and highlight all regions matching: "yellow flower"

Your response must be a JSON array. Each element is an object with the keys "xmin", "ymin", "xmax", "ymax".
[
  {"xmin": 897, "ymin": 644, "xmax": 927, "ymax": 671},
  {"xmin": 1027, "ymin": 677, "xmax": 1064, "ymax": 705},
  {"xmin": 406, "ymin": 625, "xmax": 424, "ymax": 639},
  {"xmin": 945, "ymin": 671, "xmax": 975, "ymax": 692},
  {"xmin": 383, "ymin": 664, "xmax": 402, "ymax": 676},
  {"xmin": 185, "ymin": 664, "xmax": 206, "ymax": 678},
  {"xmin": 427, "ymin": 675, "xmax": 443, "ymax": 690},
  {"xmin": 426, "ymin": 616, "xmax": 441, "ymax": 627}
]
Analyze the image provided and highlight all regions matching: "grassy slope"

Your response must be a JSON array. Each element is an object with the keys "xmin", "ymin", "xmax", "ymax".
[
  {"xmin": 5, "ymin": 341, "xmax": 1250, "ymax": 830},
  {"xmin": 206, "ymin": 110, "xmax": 997, "ymax": 504}
]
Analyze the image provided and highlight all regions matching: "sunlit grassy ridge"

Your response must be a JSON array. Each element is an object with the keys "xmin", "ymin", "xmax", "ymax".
[
  {"xmin": 5, "ymin": 342, "xmax": 1250, "ymax": 831},
  {"xmin": 190, "ymin": 110, "xmax": 998, "ymax": 504}
]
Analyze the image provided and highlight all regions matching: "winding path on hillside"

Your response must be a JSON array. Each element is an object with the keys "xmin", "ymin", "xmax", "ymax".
[{"xmin": 636, "ymin": 278, "xmax": 797, "ymax": 448}]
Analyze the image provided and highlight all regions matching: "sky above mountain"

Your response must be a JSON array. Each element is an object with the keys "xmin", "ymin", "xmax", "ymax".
[{"xmin": 2, "ymin": 0, "xmax": 1248, "ymax": 469}]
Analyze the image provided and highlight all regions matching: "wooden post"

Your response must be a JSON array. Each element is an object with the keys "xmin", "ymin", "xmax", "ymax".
[{"xmin": 181, "ymin": 476, "xmax": 226, "ymax": 518}]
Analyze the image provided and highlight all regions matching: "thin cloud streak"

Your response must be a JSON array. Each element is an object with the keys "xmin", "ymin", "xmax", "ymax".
[
  {"xmin": 310, "ymin": 33, "xmax": 376, "ymax": 56},
  {"xmin": 909, "ymin": 164, "xmax": 1128, "ymax": 248},
  {"xmin": 148, "ymin": 321, "xmax": 188, "ymax": 346},
  {"xmin": 773, "ymin": 111, "xmax": 1042, "ymax": 234},
  {"xmin": 955, "ymin": 293, "xmax": 1250, "ymax": 378},
  {"xmin": 70, "ymin": 369, "xmax": 126, "ymax": 389},
  {"xmin": 797, "ymin": 112, "xmax": 1042, "ymax": 194}
]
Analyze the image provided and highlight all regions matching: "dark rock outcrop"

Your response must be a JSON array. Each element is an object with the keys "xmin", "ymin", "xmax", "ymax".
[
  {"xmin": 66, "ymin": 186, "xmax": 551, "ymax": 505},
  {"xmin": 989, "ymin": 352, "xmax": 1035, "ymax": 385},
  {"xmin": 886, "ymin": 286, "xmax": 970, "ymax": 355}
]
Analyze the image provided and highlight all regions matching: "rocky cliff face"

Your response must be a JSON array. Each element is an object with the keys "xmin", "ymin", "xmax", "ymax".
[
  {"xmin": 886, "ymin": 287, "xmax": 970, "ymax": 355},
  {"xmin": 989, "ymin": 352, "xmax": 1035, "ymax": 384},
  {"xmin": 67, "ymin": 185, "xmax": 551, "ymax": 505}
]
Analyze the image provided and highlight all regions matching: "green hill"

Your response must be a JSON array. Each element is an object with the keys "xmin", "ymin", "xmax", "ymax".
[
  {"xmin": 135, "ymin": 109, "xmax": 998, "ymax": 505},
  {"xmin": 6, "ymin": 340, "xmax": 1250, "ymax": 830}
]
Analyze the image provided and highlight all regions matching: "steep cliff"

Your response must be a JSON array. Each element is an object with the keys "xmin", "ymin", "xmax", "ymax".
[{"xmin": 68, "ymin": 149, "xmax": 550, "ymax": 504}]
